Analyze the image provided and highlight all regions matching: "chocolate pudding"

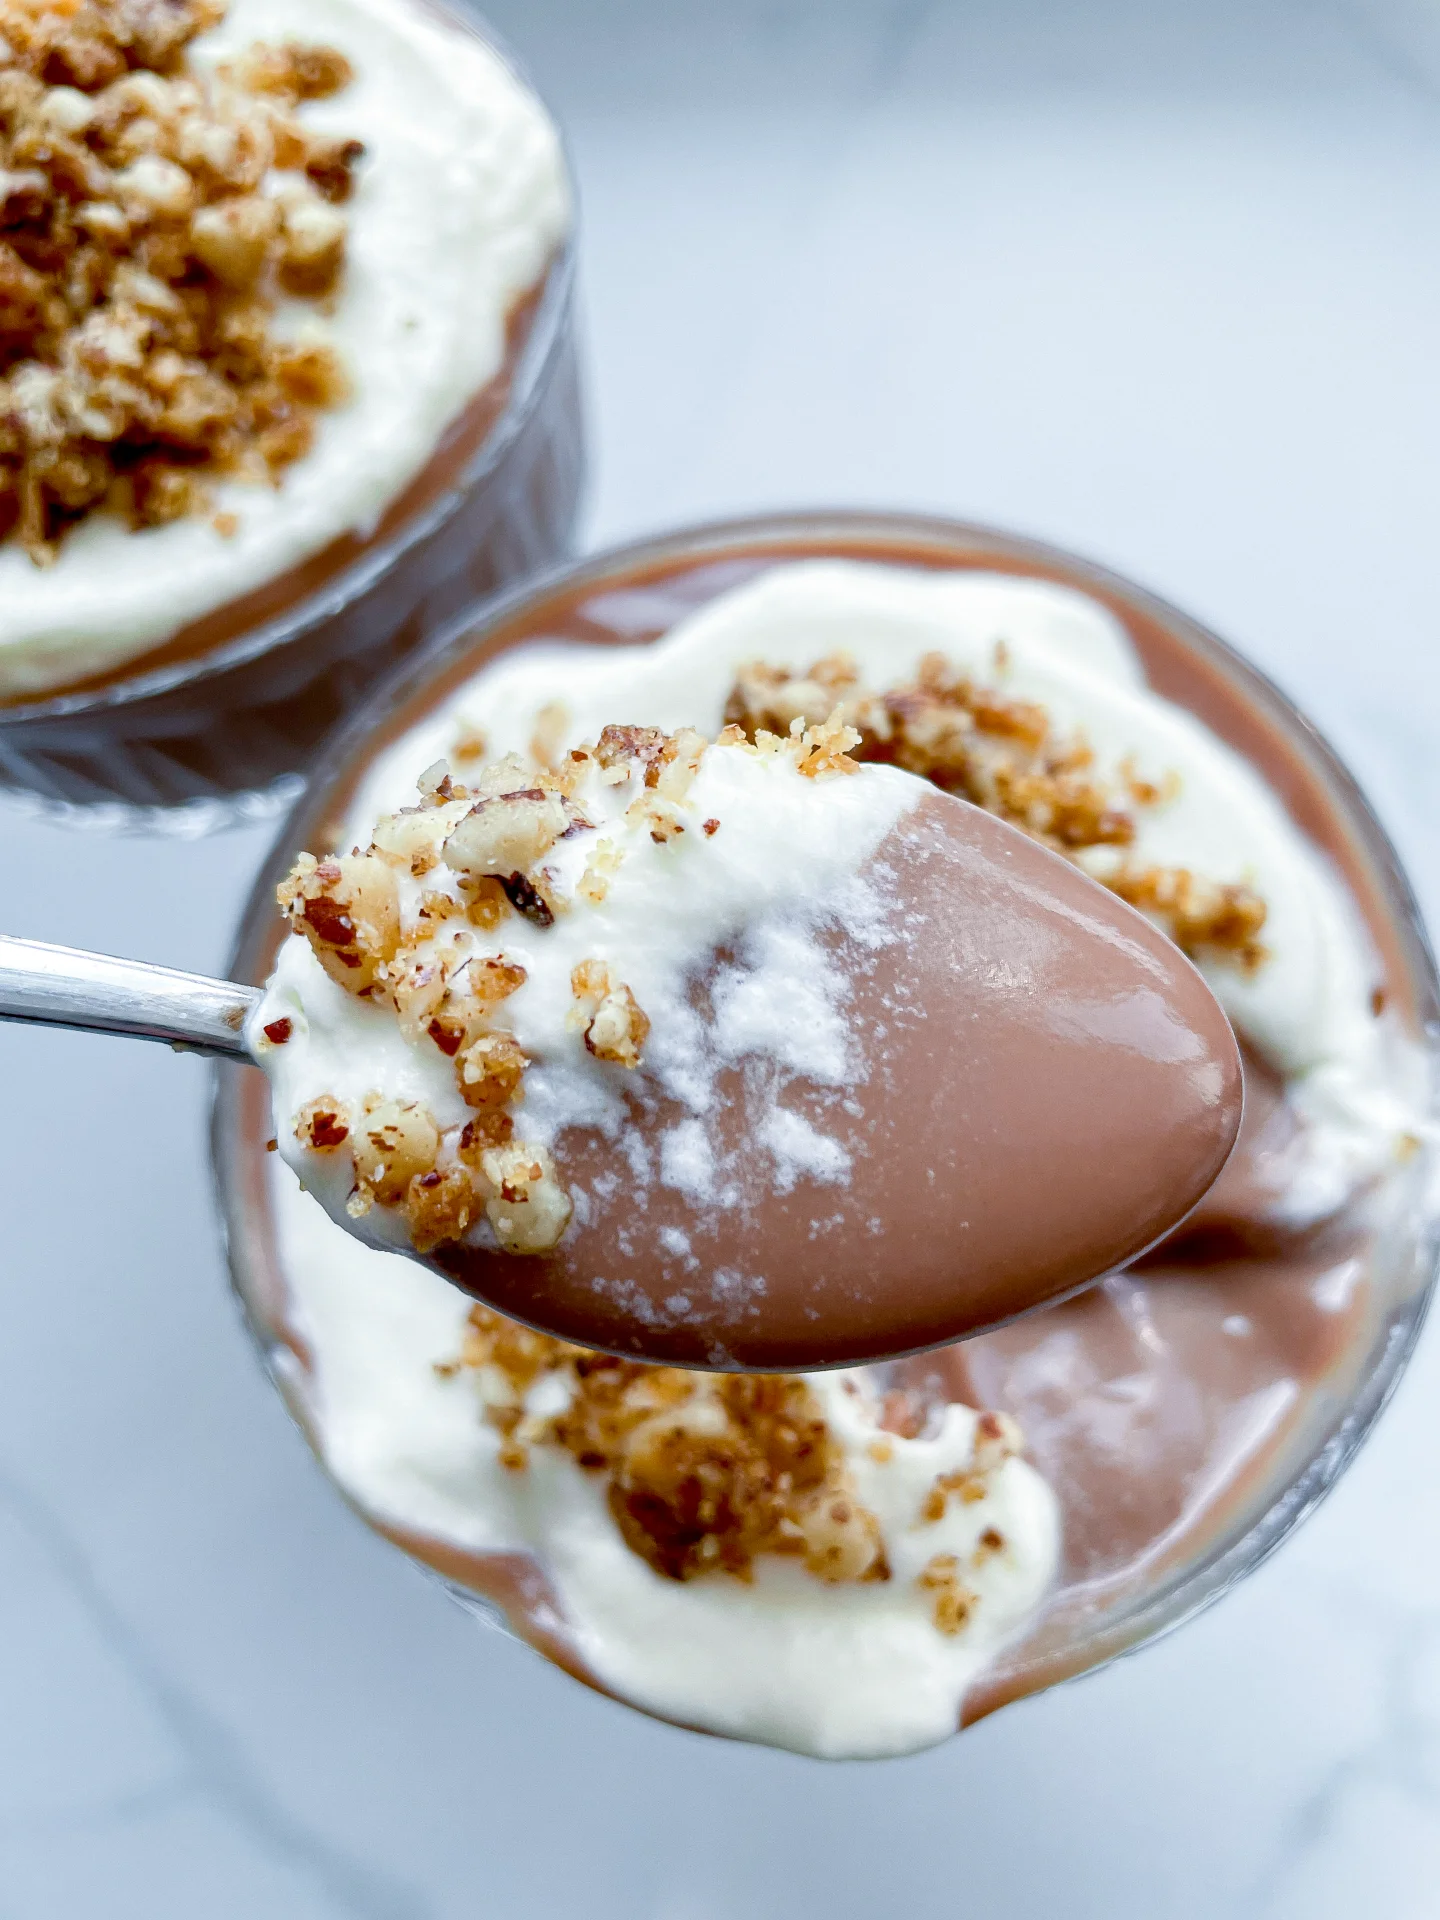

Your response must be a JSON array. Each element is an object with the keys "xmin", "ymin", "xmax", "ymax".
[
  {"xmin": 217, "ymin": 515, "xmax": 1437, "ymax": 1760},
  {"xmin": 0, "ymin": 0, "xmax": 582, "ymax": 815}
]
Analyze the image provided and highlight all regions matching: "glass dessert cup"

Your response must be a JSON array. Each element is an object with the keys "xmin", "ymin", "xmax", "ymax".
[
  {"xmin": 213, "ymin": 510, "xmax": 1440, "ymax": 1743},
  {"xmin": 0, "ymin": 3, "xmax": 585, "ymax": 832}
]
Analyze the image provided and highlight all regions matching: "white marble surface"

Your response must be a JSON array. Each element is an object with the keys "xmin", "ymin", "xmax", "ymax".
[{"xmin": 4, "ymin": 0, "xmax": 1440, "ymax": 1911}]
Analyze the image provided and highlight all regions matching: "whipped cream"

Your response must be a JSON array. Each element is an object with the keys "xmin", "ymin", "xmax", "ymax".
[
  {"xmin": 270, "ymin": 1168, "xmax": 1061, "ymax": 1759},
  {"xmin": 256, "ymin": 558, "xmax": 1424, "ymax": 1759},
  {"xmin": 0, "ymin": 0, "xmax": 569, "ymax": 696}
]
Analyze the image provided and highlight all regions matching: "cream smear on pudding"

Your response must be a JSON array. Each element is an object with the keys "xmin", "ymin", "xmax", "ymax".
[
  {"xmin": 256, "ymin": 561, "xmax": 1427, "ymax": 1759},
  {"xmin": 0, "ymin": 0, "xmax": 568, "ymax": 696}
]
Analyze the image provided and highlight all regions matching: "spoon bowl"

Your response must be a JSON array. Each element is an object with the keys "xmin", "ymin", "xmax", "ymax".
[{"xmin": 429, "ymin": 785, "xmax": 1244, "ymax": 1368}]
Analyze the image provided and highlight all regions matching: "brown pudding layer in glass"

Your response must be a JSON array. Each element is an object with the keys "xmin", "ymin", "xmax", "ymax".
[{"xmin": 220, "ymin": 517, "xmax": 1436, "ymax": 1732}]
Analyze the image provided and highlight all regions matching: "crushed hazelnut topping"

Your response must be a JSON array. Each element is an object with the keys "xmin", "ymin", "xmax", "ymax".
[
  {"xmin": 725, "ymin": 651, "xmax": 1269, "ymax": 971},
  {"xmin": 0, "ymin": 0, "xmax": 360, "ymax": 563},
  {"xmin": 404, "ymin": 1163, "xmax": 478, "ymax": 1255},
  {"xmin": 454, "ymin": 1306, "xmax": 890, "ymax": 1587},
  {"xmin": 295, "ymin": 1093, "xmax": 348, "ymax": 1152},
  {"xmin": 351, "ymin": 1091, "xmax": 439, "ymax": 1206},
  {"xmin": 455, "ymin": 1027, "xmax": 527, "ymax": 1111},
  {"xmin": 277, "ymin": 850, "xmax": 400, "ymax": 993},
  {"xmin": 444, "ymin": 788, "xmax": 570, "ymax": 885},
  {"xmin": 917, "ymin": 1552, "xmax": 976, "ymax": 1635},
  {"xmin": 1103, "ymin": 863, "xmax": 1269, "ymax": 973},
  {"xmin": 450, "ymin": 722, "xmax": 487, "ymax": 765},
  {"xmin": 576, "ymin": 834, "xmax": 622, "ymax": 905},
  {"xmin": 437, "ymin": 1305, "xmax": 1032, "ymax": 1609},
  {"xmin": 473, "ymin": 1141, "xmax": 571, "ymax": 1254},
  {"xmin": 594, "ymin": 723, "xmax": 666, "ymax": 783},
  {"xmin": 571, "ymin": 958, "xmax": 650, "ymax": 1067}
]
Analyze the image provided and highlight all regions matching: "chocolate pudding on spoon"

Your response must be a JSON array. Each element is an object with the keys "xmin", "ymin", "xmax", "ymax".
[
  {"xmin": 252, "ymin": 712, "xmax": 1243, "ymax": 1368},
  {"xmin": 225, "ymin": 524, "xmax": 1434, "ymax": 1759}
]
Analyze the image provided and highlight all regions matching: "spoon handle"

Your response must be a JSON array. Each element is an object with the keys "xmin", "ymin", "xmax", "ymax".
[{"xmin": 0, "ymin": 935, "xmax": 258, "ymax": 1062}]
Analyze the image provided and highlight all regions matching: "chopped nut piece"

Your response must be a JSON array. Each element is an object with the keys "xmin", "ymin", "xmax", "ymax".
[
  {"xmin": 594, "ymin": 723, "xmax": 667, "ymax": 783},
  {"xmin": 571, "ymin": 959, "xmax": 649, "ymax": 1068},
  {"xmin": 368, "ymin": 804, "xmax": 450, "ymax": 875},
  {"xmin": 351, "ymin": 1092, "xmax": 440, "ymax": 1206},
  {"xmin": 456, "ymin": 1028, "xmax": 527, "ymax": 1111},
  {"xmin": 450, "ymin": 723, "xmax": 488, "ymax": 765},
  {"xmin": 971, "ymin": 1409, "xmax": 1022, "ymax": 1474},
  {"xmin": 226, "ymin": 40, "xmax": 353, "ymax": 105},
  {"xmin": 576, "ymin": 836, "xmax": 622, "ymax": 905},
  {"xmin": 444, "ymin": 789, "xmax": 569, "ymax": 882},
  {"xmin": 529, "ymin": 700, "xmax": 568, "ymax": 772},
  {"xmin": 416, "ymin": 759, "xmax": 462, "ymax": 805},
  {"xmin": 457, "ymin": 1109, "xmax": 514, "ymax": 1157},
  {"xmin": 294, "ymin": 1094, "xmax": 349, "ymax": 1152},
  {"xmin": 277, "ymin": 187, "xmax": 345, "ymax": 295},
  {"xmin": 278, "ymin": 850, "xmax": 401, "ymax": 993},
  {"xmin": 498, "ymin": 870, "xmax": 555, "ymax": 926},
  {"xmin": 917, "ymin": 1553, "xmax": 976, "ymax": 1635},
  {"xmin": 792, "ymin": 711, "xmax": 862, "ymax": 779},
  {"xmin": 626, "ymin": 790, "xmax": 686, "ymax": 844},
  {"xmin": 653, "ymin": 725, "xmax": 708, "ymax": 799},
  {"xmin": 403, "ymin": 1164, "xmax": 478, "ymax": 1254},
  {"xmin": 1106, "ymin": 864, "xmax": 1268, "ymax": 974},
  {"xmin": 304, "ymin": 132, "xmax": 364, "ymax": 203},
  {"xmin": 477, "ymin": 1142, "xmax": 571, "ymax": 1253}
]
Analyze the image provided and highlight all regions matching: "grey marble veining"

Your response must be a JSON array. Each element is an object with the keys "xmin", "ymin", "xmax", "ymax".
[{"xmin": 3, "ymin": 0, "xmax": 1440, "ymax": 1912}]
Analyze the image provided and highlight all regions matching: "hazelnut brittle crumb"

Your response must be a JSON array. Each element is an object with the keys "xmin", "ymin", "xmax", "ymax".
[
  {"xmin": 0, "ymin": 0, "xmax": 360, "ymax": 563},
  {"xmin": 917, "ymin": 1553, "xmax": 976, "ymax": 1635},
  {"xmin": 571, "ymin": 958, "xmax": 649, "ymax": 1068},
  {"xmin": 447, "ymin": 1304, "xmax": 1028, "ymax": 1616},
  {"xmin": 456, "ymin": 1306, "xmax": 890, "ymax": 1587},
  {"xmin": 725, "ymin": 651, "xmax": 1268, "ymax": 970}
]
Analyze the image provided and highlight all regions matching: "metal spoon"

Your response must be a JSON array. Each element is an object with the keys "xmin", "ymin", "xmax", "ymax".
[{"xmin": 0, "ymin": 933, "xmax": 256, "ymax": 1062}]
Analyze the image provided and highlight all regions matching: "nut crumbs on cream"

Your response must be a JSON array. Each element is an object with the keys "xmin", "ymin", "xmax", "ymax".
[
  {"xmin": 274, "ymin": 712, "xmax": 863, "ymax": 1262},
  {"xmin": 725, "ymin": 649, "xmax": 1269, "ymax": 970},
  {"xmin": 447, "ymin": 1302, "xmax": 1026, "ymax": 1627},
  {"xmin": 0, "ymin": 0, "xmax": 359, "ymax": 563}
]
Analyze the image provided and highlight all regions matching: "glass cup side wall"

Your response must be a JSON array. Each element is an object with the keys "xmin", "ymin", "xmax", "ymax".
[
  {"xmin": 211, "ymin": 510, "xmax": 1440, "ymax": 1717},
  {"xmin": 0, "ymin": 5, "xmax": 586, "ymax": 830}
]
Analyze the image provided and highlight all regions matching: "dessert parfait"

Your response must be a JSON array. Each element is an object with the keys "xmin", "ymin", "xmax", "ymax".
[
  {"xmin": 0, "ymin": 0, "xmax": 579, "ymax": 817},
  {"xmin": 218, "ymin": 515, "xmax": 1438, "ymax": 1761}
]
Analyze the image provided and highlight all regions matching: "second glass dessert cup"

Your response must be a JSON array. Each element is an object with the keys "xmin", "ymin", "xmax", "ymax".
[
  {"xmin": 212, "ymin": 510, "xmax": 1440, "ymax": 1746},
  {"xmin": 0, "ymin": 2, "xmax": 586, "ymax": 831}
]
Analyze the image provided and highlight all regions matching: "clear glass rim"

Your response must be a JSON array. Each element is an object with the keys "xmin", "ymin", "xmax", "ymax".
[
  {"xmin": 0, "ymin": 0, "xmax": 579, "ymax": 727},
  {"xmin": 214, "ymin": 507, "xmax": 1440, "ymax": 1699}
]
